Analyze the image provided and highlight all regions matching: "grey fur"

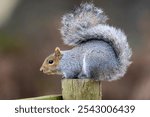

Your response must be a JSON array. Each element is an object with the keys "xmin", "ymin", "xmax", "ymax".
[
  {"xmin": 61, "ymin": 2, "xmax": 108, "ymax": 43},
  {"xmin": 59, "ymin": 3, "xmax": 132, "ymax": 81}
]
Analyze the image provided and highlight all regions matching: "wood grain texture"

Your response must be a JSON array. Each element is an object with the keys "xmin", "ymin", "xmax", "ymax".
[{"xmin": 62, "ymin": 79, "xmax": 102, "ymax": 100}]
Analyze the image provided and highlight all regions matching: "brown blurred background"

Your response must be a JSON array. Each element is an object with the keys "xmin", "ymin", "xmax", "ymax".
[{"xmin": 0, "ymin": 0, "xmax": 150, "ymax": 99}]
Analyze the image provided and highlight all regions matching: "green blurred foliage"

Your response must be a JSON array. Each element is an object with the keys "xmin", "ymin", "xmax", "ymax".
[{"xmin": 0, "ymin": 33, "xmax": 25, "ymax": 54}]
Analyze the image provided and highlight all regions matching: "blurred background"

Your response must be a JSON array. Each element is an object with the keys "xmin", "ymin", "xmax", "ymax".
[{"xmin": 0, "ymin": 0, "xmax": 150, "ymax": 99}]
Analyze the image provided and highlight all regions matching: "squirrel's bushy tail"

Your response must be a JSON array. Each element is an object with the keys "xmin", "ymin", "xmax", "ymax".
[{"xmin": 60, "ymin": 3, "xmax": 132, "ymax": 79}]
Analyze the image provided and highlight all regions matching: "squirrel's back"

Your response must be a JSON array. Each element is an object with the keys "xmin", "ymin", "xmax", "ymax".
[{"xmin": 60, "ymin": 40, "xmax": 119, "ymax": 80}]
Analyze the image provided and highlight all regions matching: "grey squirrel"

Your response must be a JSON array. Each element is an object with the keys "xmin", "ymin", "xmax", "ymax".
[{"xmin": 40, "ymin": 3, "xmax": 132, "ymax": 81}]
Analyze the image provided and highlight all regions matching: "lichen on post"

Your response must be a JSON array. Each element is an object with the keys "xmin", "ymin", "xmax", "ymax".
[{"xmin": 61, "ymin": 79, "xmax": 102, "ymax": 100}]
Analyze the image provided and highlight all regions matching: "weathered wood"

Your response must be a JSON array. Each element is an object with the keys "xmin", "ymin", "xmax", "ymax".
[
  {"xmin": 20, "ymin": 94, "xmax": 62, "ymax": 100},
  {"xmin": 62, "ymin": 79, "xmax": 102, "ymax": 100}
]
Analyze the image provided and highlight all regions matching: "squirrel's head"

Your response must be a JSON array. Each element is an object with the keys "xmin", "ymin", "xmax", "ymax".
[{"xmin": 40, "ymin": 47, "xmax": 62, "ymax": 75}]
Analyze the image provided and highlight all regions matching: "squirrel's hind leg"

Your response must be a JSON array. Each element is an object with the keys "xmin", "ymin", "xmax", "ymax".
[
  {"xmin": 78, "ymin": 51, "xmax": 101, "ymax": 80},
  {"xmin": 78, "ymin": 54, "xmax": 92, "ymax": 79}
]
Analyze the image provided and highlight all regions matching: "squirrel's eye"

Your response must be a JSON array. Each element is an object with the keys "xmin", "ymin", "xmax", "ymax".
[{"xmin": 48, "ymin": 60, "xmax": 53, "ymax": 64}]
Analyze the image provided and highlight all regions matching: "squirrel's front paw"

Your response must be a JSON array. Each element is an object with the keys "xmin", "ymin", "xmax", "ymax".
[{"xmin": 62, "ymin": 72, "xmax": 78, "ymax": 79}]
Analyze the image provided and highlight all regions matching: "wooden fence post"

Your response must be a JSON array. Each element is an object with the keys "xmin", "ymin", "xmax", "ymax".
[{"xmin": 61, "ymin": 79, "xmax": 102, "ymax": 100}]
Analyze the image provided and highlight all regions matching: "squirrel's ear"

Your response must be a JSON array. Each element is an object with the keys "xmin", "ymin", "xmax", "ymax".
[{"xmin": 54, "ymin": 47, "xmax": 62, "ymax": 59}]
